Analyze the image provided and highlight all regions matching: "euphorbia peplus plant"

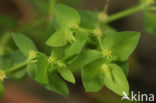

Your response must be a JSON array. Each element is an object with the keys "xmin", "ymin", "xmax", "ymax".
[{"xmin": 0, "ymin": 0, "xmax": 156, "ymax": 98}]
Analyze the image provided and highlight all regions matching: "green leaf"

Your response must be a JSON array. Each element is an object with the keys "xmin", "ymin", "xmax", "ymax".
[
  {"xmin": 79, "ymin": 11, "xmax": 98, "ymax": 29},
  {"xmin": 13, "ymin": 33, "xmax": 38, "ymax": 57},
  {"xmin": 46, "ymin": 29, "xmax": 67, "ymax": 47},
  {"xmin": 9, "ymin": 68, "xmax": 26, "ymax": 80},
  {"xmin": 116, "ymin": 61, "xmax": 129, "ymax": 76},
  {"xmin": 67, "ymin": 55, "xmax": 83, "ymax": 72},
  {"xmin": 58, "ymin": 67, "xmax": 75, "ymax": 84},
  {"xmin": 0, "ymin": 50, "xmax": 26, "ymax": 70},
  {"xmin": 65, "ymin": 29, "xmax": 88, "ymax": 58},
  {"xmin": 51, "ymin": 47, "xmax": 65, "ymax": 59},
  {"xmin": 26, "ymin": 52, "xmax": 49, "ymax": 84},
  {"xmin": 0, "ymin": 81, "xmax": 4, "ymax": 99},
  {"xmin": 81, "ymin": 50, "xmax": 102, "ymax": 66},
  {"xmin": 144, "ymin": 11, "xmax": 156, "ymax": 34},
  {"xmin": 0, "ymin": 50, "xmax": 26, "ymax": 80},
  {"xmin": 102, "ymin": 31, "xmax": 140, "ymax": 61},
  {"xmin": 81, "ymin": 59, "xmax": 105, "ymax": 92},
  {"xmin": 45, "ymin": 74, "xmax": 69, "ymax": 97},
  {"xmin": 105, "ymin": 64, "xmax": 129, "ymax": 96},
  {"xmin": 55, "ymin": 4, "xmax": 80, "ymax": 29}
]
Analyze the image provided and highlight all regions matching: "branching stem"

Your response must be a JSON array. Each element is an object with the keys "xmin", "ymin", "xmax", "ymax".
[{"xmin": 103, "ymin": 3, "xmax": 150, "ymax": 23}]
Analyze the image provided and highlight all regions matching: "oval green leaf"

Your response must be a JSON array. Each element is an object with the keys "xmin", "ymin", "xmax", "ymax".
[
  {"xmin": 44, "ymin": 74, "xmax": 69, "ymax": 97},
  {"xmin": 105, "ymin": 64, "xmax": 129, "ymax": 96},
  {"xmin": 81, "ymin": 59, "xmax": 105, "ymax": 92},
  {"xmin": 55, "ymin": 4, "xmax": 80, "ymax": 29},
  {"xmin": 13, "ymin": 33, "xmax": 38, "ymax": 57},
  {"xmin": 26, "ymin": 52, "xmax": 49, "ymax": 84},
  {"xmin": 102, "ymin": 31, "xmax": 140, "ymax": 61},
  {"xmin": 58, "ymin": 67, "xmax": 75, "ymax": 84},
  {"xmin": 46, "ymin": 30, "xmax": 67, "ymax": 47},
  {"xmin": 79, "ymin": 11, "xmax": 98, "ymax": 29}
]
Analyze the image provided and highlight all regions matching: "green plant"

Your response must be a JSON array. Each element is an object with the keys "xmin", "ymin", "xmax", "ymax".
[{"xmin": 0, "ymin": 0, "xmax": 156, "ymax": 98}]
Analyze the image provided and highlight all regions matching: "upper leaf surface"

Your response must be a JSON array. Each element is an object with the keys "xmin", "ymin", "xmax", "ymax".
[
  {"xmin": 79, "ymin": 11, "xmax": 98, "ymax": 29},
  {"xmin": 105, "ymin": 64, "xmax": 129, "ymax": 96},
  {"xmin": 0, "ymin": 50, "xmax": 26, "ymax": 70},
  {"xmin": 46, "ymin": 29, "xmax": 67, "ymax": 47},
  {"xmin": 81, "ymin": 50, "xmax": 102, "ymax": 66},
  {"xmin": 81, "ymin": 59, "xmax": 105, "ymax": 92},
  {"xmin": 55, "ymin": 4, "xmax": 80, "ymax": 29},
  {"xmin": 102, "ymin": 31, "xmax": 140, "ymax": 61},
  {"xmin": 65, "ymin": 29, "xmax": 88, "ymax": 58},
  {"xmin": 45, "ymin": 74, "xmax": 69, "ymax": 97},
  {"xmin": 58, "ymin": 67, "xmax": 75, "ymax": 84},
  {"xmin": 0, "ymin": 50, "xmax": 26, "ymax": 80},
  {"xmin": 26, "ymin": 52, "xmax": 49, "ymax": 84},
  {"xmin": 116, "ymin": 61, "xmax": 129, "ymax": 76},
  {"xmin": 13, "ymin": 33, "xmax": 38, "ymax": 57}
]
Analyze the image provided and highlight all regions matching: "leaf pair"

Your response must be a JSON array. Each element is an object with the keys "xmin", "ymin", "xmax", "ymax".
[
  {"xmin": 46, "ymin": 4, "xmax": 81, "ymax": 47},
  {"xmin": 46, "ymin": 4, "xmax": 89, "ymax": 59},
  {"xmin": 45, "ymin": 63, "xmax": 75, "ymax": 96},
  {"xmin": 45, "ymin": 74, "xmax": 69, "ymax": 97},
  {"xmin": 13, "ymin": 33, "xmax": 49, "ymax": 85},
  {"xmin": 102, "ymin": 31, "xmax": 140, "ymax": 61},
  {"xmin": 82, "ymin": 59, "xmax": 129, "ymax": 96}
]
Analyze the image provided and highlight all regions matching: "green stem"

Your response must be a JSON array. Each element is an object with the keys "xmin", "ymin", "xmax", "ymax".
[
  {"xmin": 48, "ymin": 0, "xmax": 56, "ymax": 17},
  {"xmin": 104, "ymin": 0, "xmax": 109, "ymax": 13},
  {"xmin": 5, "ymin": 60, "xmax": 29, "ymax": 73},
  {"xmin": 148, "ymin": 6, "xmax": 156, "ymax": 11},
  {"xmin": 103, "ymin": 4, "xmax": 145, "ymax": 23},
  {"xmin": 97, "ymin": 37, "xmax": 104, "ymax": 52}
]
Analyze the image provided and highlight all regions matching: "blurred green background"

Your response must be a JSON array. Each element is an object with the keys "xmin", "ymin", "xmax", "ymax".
[{"xmin": 0, "ymin": 0, "xmax": 156, "ymax": 103}]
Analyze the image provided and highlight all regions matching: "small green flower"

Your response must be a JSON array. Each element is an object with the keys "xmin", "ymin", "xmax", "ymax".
[
  {"xmin": 103, "ymin": 48, "xmax": 112, "ymax": 59},
  {"xmin": 98, "ymin": 12, "xmax": 108, "ymax": 22},
  {"xmin": 48, "ymin": 56, "xmax": 56, "ymax": 64},
  {"xmin": 93, "ymin": 28, "xmax": 102, "ymax": 37},
  {"xmin": 64, "ymin": 30, "xmax": 76, "ymax": 43},
  {"xmin": 69, "ymin": 21, "xmax": 79, "ymax": 30},
  {"xmin": 28, "ymin": 50, "xmax": 38, "ymax": 60},
  {"xmin": 100, "ymin": 64, "xmax": 109, "ymax": 73}
]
